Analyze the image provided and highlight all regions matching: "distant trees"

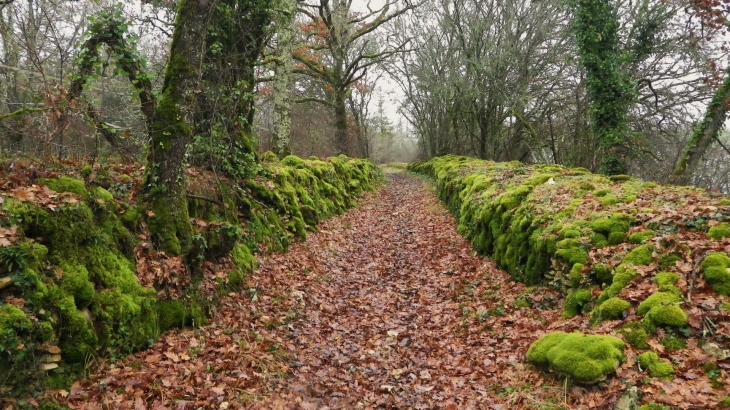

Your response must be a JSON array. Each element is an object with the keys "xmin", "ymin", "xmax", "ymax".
[{"xmin": 390, "ymin": 0, "xmax": 729, "ymax": 188}]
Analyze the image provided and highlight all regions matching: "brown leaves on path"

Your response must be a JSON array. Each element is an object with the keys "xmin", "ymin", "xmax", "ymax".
[{"xmin": 62, "ymin": 173, "xmax": 572, "ymax": 409}]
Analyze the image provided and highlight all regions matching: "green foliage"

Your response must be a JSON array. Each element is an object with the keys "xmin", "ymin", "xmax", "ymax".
[
  {"xmin": 569, "ymin": 0, "xmax": 635, "ymax": 175},
  {"xmin": 526, "ymin": 331, "xmax": 625, "ymax": 382},
  {"xmin": 637, "ymin": 351, "xmax": 674, "ymax": 379},
  {"xmin": 700, "ymin": 252, "xmax": 730, "ymax": 296},
  {"xmin": 638, "ymin": 403, "xmax": 671, "ymax": 410}
]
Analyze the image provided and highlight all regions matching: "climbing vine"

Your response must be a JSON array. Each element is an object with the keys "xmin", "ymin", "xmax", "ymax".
[{"xmin": 569, "ymin": 0, "xmax": 636, "ymax": 175}]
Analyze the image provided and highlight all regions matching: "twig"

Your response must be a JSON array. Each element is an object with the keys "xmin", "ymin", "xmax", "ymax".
[{"xmin": 187, "ymin": 194, "xmax": 223, "ymax": 206}]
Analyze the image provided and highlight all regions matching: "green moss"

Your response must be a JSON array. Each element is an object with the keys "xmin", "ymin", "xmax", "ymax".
[
  {"xmin": 261, "ymin": 151, "xmax": 279, "ymax": 162},
  {"xmin": 0, "ymin": 304, "xmax": 32, "ymax": 341},
  {"xmin": 120, "ymin": 174, "xmax": 134, "ymax": 184},
  {"xmin": 556, "ymin": 240, "xmax": 589, "ymax": 265},
  {"xmin": 590, "ymin": 233, "xmax": 609, "ymax": 247},
  {"xmin": 156, "ymin": 299, "xmax": 205, "ymax": 333},
  {"xmin": 594, "ymin": 189, "xmax": 612, "ymax": 197},
  {"xmin": 624, "ymin": 244, "xmax": 654, "ymax": 266},
  {"xmin": 619, "ymin": 322, "xmax": 649, "ymax": 349},
  {"xmin": 281, "ymin": 155, "xmax": 307, "ymax": 168},
  {"xmin": 590, "ymin": 218, "xmax": 629, "ymax": 235},
  {"xmin": 629, "ymin": 230, "xmax": 654, "ymax": 244},
  {"xmin": 597, "ymin": 265, "xmax": 638, "ymax": 303},
  {"xmin": 600, "ymin": 196, "xmax": 619, "ymax": 206},
  {"xmin": 569, "ymin": 263, "xmax": 585, "ymax": 288},
  {"xmin": 645, "ymin": 303, "xmax": 688, "ymax": 328},
  {"xmin": 719, "ymin": 198, "xmax": 730, "ymax": 206},
  {"xmin": 699, "ymin": 252, "xmax": 730, "ymax": 296},
  {"xmin": 720, "ymin": 397, "xmax": 730, "ymax": 408},
  {"xmin": 59, "ymin": 263, "xmax": 95, "ymax": 308},
  {"xmin": 637, "ymin": 351, "xmax": 674, "ymax": 379},
  {"xmin": 80, "ymin": 165, "xmax": 93, "ymax": 177},
  {"xmin": 708, "ymin": 223, "xmax": 730, "ymax": 240},
  {"xmin": 638, "ymin": 403, "xmax": 671, "ymax": 410},
  {"xmin": 658, "ymin": 254, "xmax": 681, "ymax": 270},
  {"xmin": 592, "ymin": 297, "xmax": 631, "ymax": 321},
  {"xmin": 527, "ymin": 331, "xmax": 625, "ymax": 382},
  {"xmin": 654, "ymin": 272, "xmax": 680, "ymax": 292},
  {"xmin": 610, "ymin": 175, "xmax": 631, "ymax": 182},
  {"xmin": 660, "ymin": 334, "xmax": 686, "ymax": 350},
  {"xmin": 92, "ymin": 186, "xmax": 114, "ymax": 202},
  {"xmin": 636, "ymin": 292, "xmax": 681, "ymax": 315},
  {"xmin": 43, "ymin": 176, "xmax": 88, "ymax": 197},
  {"xmin": 563, "ymin": 288, "xmax": 592, "ymax": 318},
  {"xmin": 608, "ymin": 231, "xmax": 627, "ymax": 245},
  {"xmin": 591, "ymin": 264, "xmax": 613, "ymax": 285}
]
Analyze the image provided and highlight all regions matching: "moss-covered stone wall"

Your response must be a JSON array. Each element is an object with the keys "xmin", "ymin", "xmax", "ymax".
[
  {"xmin": 409, "ymin": 155, "xmax": 730, "ymax": 382},
  {"xmin": 0, "ymin": 154, "xmax": 380, "ymax": 396}
]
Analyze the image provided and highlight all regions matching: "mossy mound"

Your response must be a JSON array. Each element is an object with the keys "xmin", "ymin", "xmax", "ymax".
[
  {"xmin": 700, "ymin": 252, "xmax": 730, "ymax": 296},
  {"xmin": 636, "ymin": 292, "xmax": 681, "ymax": 315},
  {"xmin": 637, "ymin": 351, "xmax": 675, "ymax": 379},
  {"xmin": 592, "ymin": 297, "xmax": 631, "ymax": 322},
  {"xmin": 526, "ymin": 331, "xmax": 625, "ymax": 383},
  {"xmin": 708, "ymin": 223, "xmax": 730, "ymax": 240}
]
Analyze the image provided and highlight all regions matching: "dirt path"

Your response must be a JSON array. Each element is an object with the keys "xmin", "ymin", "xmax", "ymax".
[{"xmin": 65, "ymin": 173, "xmax": 569, "ymax": 409}]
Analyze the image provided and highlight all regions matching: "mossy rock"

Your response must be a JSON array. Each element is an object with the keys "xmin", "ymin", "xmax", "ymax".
[
  {"xmin": 629, "ymin": 230, "xmax": 654, "ymax": 244},
  {"xmin": 645, "ymin": 303, "xmax": 688, "ymax": 328},
  {"xmin": 636, "ymin": 292, "xmax": 681, "ymax": 316},
  {"xmin": 637, "ymin": 351, "xmax": 674, "ymax": 379},
  {"xmin": 654, "ymin": 272, "xmax": 680, "ymax": 293},
  {"xmin": 700, "ymin": 252, "xmax": 730, "ymax": 296},
  {"xmin": 619, "ymin": 322, "xmax": 649, "ymax": 349},
  {"xmin": 526, "ymin": 331, "xmax": 625, "ymax": 383},
  {"xmin": 624, "ymin": 244, "xmax": 654, "ymax": 266},
  {"xmin": 592, "ymin": 297, "xmax": 631, "ymax": 322},
  {"xmin": 563, "ymin": 288, "xmax": 592, "ymax": 318},
  {"xmin": 42, "ymin": 176, "xmax": 88, "ymax": 197},
  {"xmin": 708, "ymin": 223, "xmax": 730, "ymax": 240}
]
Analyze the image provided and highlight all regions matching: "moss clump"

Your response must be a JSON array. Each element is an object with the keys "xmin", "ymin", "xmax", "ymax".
[
  {"xmin": 556, "ymin": 239, "xmax": 589, "ymax": 265},
  {"xmin": 591, "ymin": 264, "xmax": 613, "ymax": 285},
  {"xmin": 708, "ymin": 222, "xmax": 730, "ymax": 240},
  {"xmin": 624, "ymin": 244, "xmax": 654, "ymax": 266},
  {"xmin": 658, "ymin": 254, "xmax": 681, "ymax": 270},
  {"xmin": 700, "ymin": 252, "xmax": 730, "ymax": 296},
  {"xmin": 563, "ymin": 288, "xmax": 592, "ymax": 318},
  {"xmin": 597, "ymin": 265, "xmax": 638, "ymax": 304},
  {"xmin": 43, "ymin": 176, "xmax": 88, "ymax": 197},
  {"xmin": 0, "ymin": 304, "xmax": 33, "ymax": 350},
  {"xmin": 619, "ymin": 322, "xmax": 649, "ymax": 349},
  {"xmin": 261, "ymin": 151, "xmax": 279, "ymax": 162},
  {"xmin": 281, "ymin": 155, "xmax": 307, "ymax": 169},
  {"xmin": 636, "ymin": 292, "xmax": 681, "ymax": 316},
  {"xmin": 592, "ymin": 297, "xmax": 631, "ymax": 321},
  {"xmin": 568, "ymin": 263, "xmax": 585, "ymax": 288},
  {"xmin": 92, "ymin": 186, "xmax": 114, "ymax": 202},
  {"xmin": 637, "ymin": 351, "xmax": 674, "ymax": 379},
  {"xmin": 660, "ymin": 334, "xmax": 686, "ymax": 350},
  {"xmin": 59, "ymin": 263, "xmax": 95, "ymax": 308},
  {"xmin": 654, "ymin": 272, "xmax": 680, "ymax": 292},
  {"xmin": 526, "ymin": 331, "xmax": 625, "ymax": 383},
  {"xmin": 629, "ymin": 230, "xmax": 654, "ymax": 244},
  {"xmin": 638, "ymin": 403, "xmax": 671, "ymax": 410},
  {"xmin": 645, "ymin": 303, "xmax": 688, "ymax": 328},
  {"xmin": 719, "ymin": 198, "xmax": 730, "ymax": 206},
  {"xmin": 590, "ymin": 216, "xmax": 630, "ymax": 246},
  {"xmin": 156, "ymin": 299, "xmax": 206, "ymax": 333},
  {"xmin": 610, "ymin": 175, "xmax": 631, "ymax": 182},
  {"xmin": 594, "ymin": 189, "xmax": 612, "ymax": 197},
  {"xmin": 80, "ymin": 165, "xmax": 93, "ymax": 177},
  {"xmin": 229, "ymin": 243, "xmax": 257, "ymax": 289}
]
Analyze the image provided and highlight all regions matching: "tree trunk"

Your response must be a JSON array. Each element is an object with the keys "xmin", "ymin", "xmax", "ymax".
[
  {"xmin": 670, "ymin": 66, "xmax": 730, "ymax": 186},
  {"xmin": 334, "ymin": 88, "xmax": 350, "ymax": 155},
  {"xmin": 271, "ymin": 0, "xmax": 296, "ymax": 157},
  {"xmin": 143, "ymin": 0, "xmax": 212, "ymax": 255}
]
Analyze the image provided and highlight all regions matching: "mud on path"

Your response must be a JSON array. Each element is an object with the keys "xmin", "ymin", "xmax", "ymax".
[{"xmin": 65, "ymin": 173, "xmax": 571, "ymax": 410}]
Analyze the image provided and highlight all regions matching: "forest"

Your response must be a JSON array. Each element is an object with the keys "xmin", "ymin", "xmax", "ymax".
[{"xmin": 1, "ymin": 0, "xmax": 730, "ymax": 408}]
